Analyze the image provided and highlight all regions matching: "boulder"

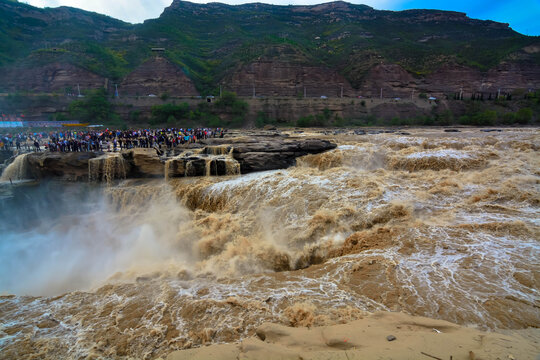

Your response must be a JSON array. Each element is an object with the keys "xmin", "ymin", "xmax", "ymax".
[
  {"xmin": 233, "ymin": 152, "xmax": 295, "ymax": 173},
  {"xmin": 184, "ymin": 158, "xmax": 207, "ymax": 177},
  {"xmin": 125, "ymin": 148, "xmax": 164, "ymax": 177},
  {"xmin": 18, "ymin": 136, "xmax": 337, "ymax": 181},
  {"xmin": 26, "ymin": 152, "xmax": 99, "ymax": 181},
  {"xmin": 231, "ymin": 138, "xmax": 336, "ymax": 173}
]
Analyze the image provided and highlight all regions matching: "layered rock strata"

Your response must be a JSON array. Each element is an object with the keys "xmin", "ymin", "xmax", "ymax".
[
  {"xmin": 0, "ymin": 62, "xmax": 107, "ymax": 93},
  {"xmin": 15, "ymin": 136, "xmax": 337, "ymax": 181},
  {"xmin": 119, "ymin": 57, "xmax": 199, "ymax": 97},
  {"xmin": 226, "ymin": 61, "xmax": 355, "ymax": 98}
]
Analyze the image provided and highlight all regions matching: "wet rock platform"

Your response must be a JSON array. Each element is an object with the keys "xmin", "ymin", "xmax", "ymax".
[{"xmin": 18, "ymin": 135, "xmax": 336, "ymax": 181}]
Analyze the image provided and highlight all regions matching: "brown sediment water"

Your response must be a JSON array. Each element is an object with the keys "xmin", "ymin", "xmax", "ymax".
[
  {"xmin": 0, "ymin": 153, "xmax": 29, "ymax": 181},
  {"xmin": 164, "ymin": 147, "xmax": 240, "ymax": 180},
  {"xmin": 0, "ymin": 128, "xmax": 539, "ymax": 359},
  {"xmin": 89, "ymin": 153, "xmax": 128, "ymax": 183}
]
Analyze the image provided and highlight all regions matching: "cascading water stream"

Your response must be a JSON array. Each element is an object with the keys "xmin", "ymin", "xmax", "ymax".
[
  {"xmin": 0, "ymin": 153, "xmax": 30, "ymax": 181},
  {"xmin": 0, "ymin": 129, "xmax": 538, "ymax": 359},
  {"xmin": 88, "ymin": 153, "xmax": 129, "ymax": 183}
]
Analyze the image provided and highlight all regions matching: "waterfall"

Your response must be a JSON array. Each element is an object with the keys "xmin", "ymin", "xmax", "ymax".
[
  {"xmin": 205, "ymin": 158, "xmax": 215, "ymax": 176},
  {"xmin": 88, "ymin": 153, "xmax": 128, "ymax": 183},
  {"xmin": 165, "ymin": 152, "xmax": 240, "ymax": 179},
  {"xmin": 0, "ymin": 154, "xmax": 30, "ymax": 181},
  {"xmin": 224, "ymin": 158, "xmax": 241, "ymax": 175},
  {"xmin": 203, "ymin": 145, "xmax": 233, "ymax": 156}
]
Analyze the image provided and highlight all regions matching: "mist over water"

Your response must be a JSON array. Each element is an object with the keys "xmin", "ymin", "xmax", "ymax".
[
  {"xmin": 0, "ymin": 128, "xmax": 538, "ymax": 359},
  {"xmin": 0, "ymin": 181, "xmax": 192, "ymax": 296}
]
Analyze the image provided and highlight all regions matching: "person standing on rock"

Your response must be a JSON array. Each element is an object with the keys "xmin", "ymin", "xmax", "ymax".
[{"xmin": 33, "ymin": 139, "xmax": 41, "ymax": 152}]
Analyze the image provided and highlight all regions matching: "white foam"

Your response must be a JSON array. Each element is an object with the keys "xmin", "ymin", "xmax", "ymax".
[{"xmin": 405, "ymin": 149, "xmax": 473, "ymax": 159}]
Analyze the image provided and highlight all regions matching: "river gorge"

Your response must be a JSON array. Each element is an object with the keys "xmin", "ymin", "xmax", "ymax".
[{"xmin": 0, "ymin": 128, "xmax": 538, "ymax": 359}]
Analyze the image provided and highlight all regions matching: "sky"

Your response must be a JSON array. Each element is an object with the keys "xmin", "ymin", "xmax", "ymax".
[{"xmin": 23, "ymin": 0, "xmax": 540, "ymax": 35}]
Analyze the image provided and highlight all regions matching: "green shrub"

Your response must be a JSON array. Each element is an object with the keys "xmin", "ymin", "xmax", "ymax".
[
  {"xmin": 502, "ymin": 112, "xmax": 516, "ymax": 125},
  {"xmin": 68, "ymin": 88, "xmax": 118, "ymax": 124},
  {"xmin": 55, "ymin": 113, "xmax": 68, "ymax": 121},
  {"xmin": 516, "ymin": 108, "xmax": 532, "ymax": 124},
  {"xmin": 215, "ymin": 91, "xmax": 248, "ymax": 114},
  {"xmin": 297, "ymin": 115, "xmax": 314, "ymax": 127},
  {"xmin": 474, "ymin": 110, "xmax": 497, "ymax": 126},
  {"xmin": 255, "ymin": 111, "xmax": 276, "ymax": 128},
  {"xmin": 129, "ymin": 110, "xmax": 143, "ymax": 123},
  {"xmin": 151, "ymin": 103, "xmax": 190, "ymax": 123},
  {"xmin": 435, "ymin": 110, "xmax": 454, "ymax": 126}
]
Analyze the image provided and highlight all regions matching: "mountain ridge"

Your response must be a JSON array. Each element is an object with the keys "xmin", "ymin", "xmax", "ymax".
[{"xmin": 0, "ymin": 0, "xmax": 538, "ymax": 96}]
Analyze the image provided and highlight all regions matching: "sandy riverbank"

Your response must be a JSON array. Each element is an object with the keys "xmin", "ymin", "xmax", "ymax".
[{"xmin": 167, "ymin": 311, "xmax": 540, "ymax": 360}]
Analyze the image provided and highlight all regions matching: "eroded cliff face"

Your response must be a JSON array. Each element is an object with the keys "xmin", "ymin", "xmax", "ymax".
[
  {"xmin": 225, "ymin": 61, "xmax": 355, "ymax": 98},
  {"xmin": 358, "ymin": 64, "xmax": 417, "ymax": 98},
  {"xmin": 224, "ymin": 51, "xmax": 539, "ymax": 100},
  {"xmin": 357, "ymin": 59, "xmax": 540, "ymax": 98},
  {"xmin": 119, "ymin": 57, "xmax": 199, "ymax": 97},
  {"xmin": 0, "ymin": 62, "xmax": 107, "ymax": 93},
  {"xmin": 421, "ymin": 61, "xmax": 540, "ymax": 95}
]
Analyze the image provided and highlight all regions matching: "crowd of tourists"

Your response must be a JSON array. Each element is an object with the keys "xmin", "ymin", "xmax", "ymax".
[{"xmin": 0, "ymin": 127, "xmax": 226, "ymax": 153}]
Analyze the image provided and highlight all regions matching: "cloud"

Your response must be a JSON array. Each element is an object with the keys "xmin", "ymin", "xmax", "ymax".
[
  {"xmin": 25, "ymin": 0, "xmax": 173, "ymax": 23},
  {"xmin": 22, "ymin": 0, "xmax": 538, "ymax": 34},
  {"xmin": 187, "ymin": 0, "xmax": 402, "ymax": 8},
  {"xmin": 23, "ymin": 0, "xmax": 406, "ymax": 22}
]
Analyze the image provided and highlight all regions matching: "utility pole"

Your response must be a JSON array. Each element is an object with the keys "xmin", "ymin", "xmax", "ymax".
[
  {"xmin": 380, "ymin": 88, "xmax": 382, "ymax": 100},
  {"xmin": 411, "ymin": 89, "xmax": 415, "ymax": 101},
  {"xmin": 340, "ymin": 84, "xmax": 343, "ymax": 98},
  {"xmin": 304, "ymin": 86, "xmax": 306, "ymax": 98},
  {"xmin": 220, "ymin": 84, "xmax": 222, "ymax": 98}
]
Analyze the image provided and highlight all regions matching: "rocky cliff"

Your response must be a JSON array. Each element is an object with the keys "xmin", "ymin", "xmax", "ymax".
[
  {"xmin": 13, "ymin": 136, "xmax": 337, "ymax": 181},
  {"xmin": 226, "ymin": 60, "xmax": 355, "ymax": 98},
  {"xmin": 358, "ymin": 59, "xmax": 540, "ymax": 98},
  {"xmin": 120, "ymin": 57, "xmax": 199, "ymax": 97},
  {"xmin": 0, "ymin": 62, "xmax": 107, "ymax": 93}
]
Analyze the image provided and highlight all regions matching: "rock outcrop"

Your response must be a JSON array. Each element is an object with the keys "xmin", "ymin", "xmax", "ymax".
[
  {"xmin": 358, "ymin": 64, "xmax": 417, "ymax": 98},
  {"xmin": 422, "ymin": 61, "xmax": 540, "ymax": 95},
  {"xmin": 0, "ymin": 62, "xmax": 107, "ymax": 93},
  {"xmin": 25, "ymin": 152, "xmax": 99, "ymax": 181},
  {"xmin": 358, "ymin": 60, "xmax": 540, "ymax": 98},
  {"xmin": 15, "ymin": 136, "xmax": 337, "ymax": 181},
  {"xmin": 130, "ymin": 137, "xmax": 337, "ymax": 177},
  {"xmin": 124, "ymin": 148, "xmax": 165, "ymax": 178},
  {"xmin": 226, "ymin": 61, "xmax": 355, "ymax": 98},
  {"xmin": 230, "ymin": 137, "xmax": 337, "ymax": 173},
  {"xmin": 120, "ymin": 57, "xmax": 199, "ymax": 97}
]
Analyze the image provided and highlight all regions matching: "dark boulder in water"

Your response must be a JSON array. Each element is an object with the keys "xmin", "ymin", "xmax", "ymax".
[{"xmin": 230, "ymin": 137, "xmax": 337, "ymax": 173}]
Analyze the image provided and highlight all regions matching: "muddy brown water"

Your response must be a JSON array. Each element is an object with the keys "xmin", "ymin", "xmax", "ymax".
[{"xmin": 0, "ymin": 128, "xmax": 538, "ymax": 359}]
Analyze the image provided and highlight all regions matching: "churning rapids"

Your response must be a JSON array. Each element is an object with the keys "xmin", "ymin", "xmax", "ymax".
[{"xmin": 0, "ymin": 128, "xmax": 538, "ymax": 359}]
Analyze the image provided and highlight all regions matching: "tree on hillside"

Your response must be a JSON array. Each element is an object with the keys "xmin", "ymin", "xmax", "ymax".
[{"xmin": 68, "ymin": 88, "xmax": 123, "ymax": 126}]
